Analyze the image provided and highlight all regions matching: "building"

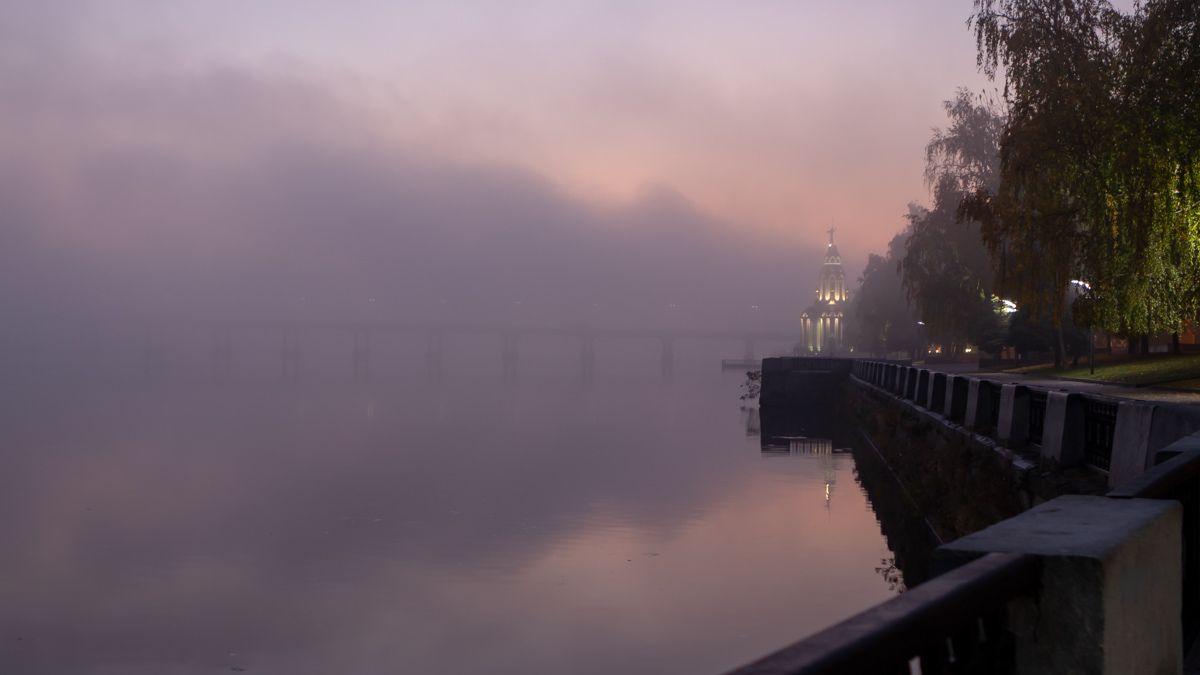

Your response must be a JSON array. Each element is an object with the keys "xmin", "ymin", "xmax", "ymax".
[{"xmin": 800, "ymin": 227, "xmax": 849, "ymax": 354}]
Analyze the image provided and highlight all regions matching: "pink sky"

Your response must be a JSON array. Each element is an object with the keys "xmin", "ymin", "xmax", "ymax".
[
  {"xmin": 0, "ymin": 1, "xmax": 1010, "ymax": 330},
  {"xmin": 20, "ymin": 1, "xmax": 990, "ymax": 265}
]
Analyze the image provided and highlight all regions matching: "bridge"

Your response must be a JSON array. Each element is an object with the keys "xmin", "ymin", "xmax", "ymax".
[{"xmin": 30, "ymin": 319, "xmax": 803, "ymax": 382}]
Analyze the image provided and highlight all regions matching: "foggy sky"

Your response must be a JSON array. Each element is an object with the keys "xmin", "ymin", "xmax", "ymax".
[{"xmin": 2, "ymin": 1, "xmax": 992, "ymax": 331}]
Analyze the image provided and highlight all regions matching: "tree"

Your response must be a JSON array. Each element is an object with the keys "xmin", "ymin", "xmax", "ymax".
[
  {"xmin": 969, "ymin": 0, "xmax": 1200, "ymax": 363},
  {"xmin": 900, "ymin": 90, "xmax": 1006, "ymax": 356},
  {"xmin": 853, "ymin": 230, "xmax": 919, "ymax": 356}
]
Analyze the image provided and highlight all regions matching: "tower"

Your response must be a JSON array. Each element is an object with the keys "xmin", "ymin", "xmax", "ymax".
[{"xmin": 800, "ymin": 226, "xmax": 849, "ymax": 354}]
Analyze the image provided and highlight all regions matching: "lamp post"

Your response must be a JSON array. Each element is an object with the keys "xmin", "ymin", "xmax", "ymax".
[{"xmin": 1071, "ymin": 280, "xmax": 1094, "ymax": 374}]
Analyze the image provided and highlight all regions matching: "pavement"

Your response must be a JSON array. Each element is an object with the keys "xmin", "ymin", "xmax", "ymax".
[{"xmin": 918, "ymin": 362, "xmax": 1200, "ymax": 406}]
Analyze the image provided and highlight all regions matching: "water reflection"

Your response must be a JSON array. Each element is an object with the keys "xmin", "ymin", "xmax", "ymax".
[{"xmin": 0, "ymin": 373, "xmax": 920, "ymax": 674}]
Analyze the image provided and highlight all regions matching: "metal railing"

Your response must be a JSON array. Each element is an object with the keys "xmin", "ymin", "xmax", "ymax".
[
  {"xmin": 1084, "ymin": 399, "xmax": 1118, "ymax": 471},
  {"xmin": 726, "ymin": 553, "xmax": 1040, "ymax": 675},
  {"xmin": 1028, "ymin": 391, "xmax": 1047, "ymax": 446}
]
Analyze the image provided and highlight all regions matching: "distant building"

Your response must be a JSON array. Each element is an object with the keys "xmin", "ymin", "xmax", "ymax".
[{"xmin": 800, "ymin": 227, "xmax": 848, "ymax": 354}]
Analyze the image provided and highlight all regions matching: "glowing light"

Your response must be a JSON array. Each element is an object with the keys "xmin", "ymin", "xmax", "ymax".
[{"xmin": 1070, "ymin": 279, "xmax": 1092, "ymax": 291}]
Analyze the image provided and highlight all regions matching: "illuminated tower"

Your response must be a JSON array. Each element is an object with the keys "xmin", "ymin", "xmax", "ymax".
[{"xmin": 800, "ymin": 226, "xmax": 848, "ymax": 354}]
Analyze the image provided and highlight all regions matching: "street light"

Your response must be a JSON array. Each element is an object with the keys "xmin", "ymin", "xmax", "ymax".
[{"xmin": 1070, "ymin": 280, "xmax": 1095, "ymax": 374}]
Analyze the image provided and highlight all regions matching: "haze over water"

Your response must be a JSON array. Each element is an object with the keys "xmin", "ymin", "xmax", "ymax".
[
  {"xmin": 1, "ymin": 2, "xmax": 985, "ymax": 671},
  {"xmin": 1, "ymin": 360, "xmax": 900, "ymax": 674}
]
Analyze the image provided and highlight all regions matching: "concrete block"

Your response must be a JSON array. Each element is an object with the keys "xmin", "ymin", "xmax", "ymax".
[
  {"xmin": 944, "ymin": 375, "xmax": 969, "ymax": 421},
  {"xmin": 929, "ymin": 371, "xmax": 947, "ymax": 414},
  {"xmin": 965, "ymin": 378, "xmax": 983, "ymax": 429},
  {"xmin": 997, "ymin": 384, "xmax": 1031, "ymax": 447},
  {"xmin": 1153, "ymin": 433, "xmax": 1200, "ymax": 465},
  {"xmin": 1148, "ymin": 404, "xmax": 1200, "ymax": 464},
  {"xmin": 936, "ymin": 495, "xmax": 1182, "ymax": 675},
  {"xmin": 1040, "ymin": 391, "xmax": 1086, "ymax": 466},
  {"xmin": 1110, "ymin": 401, "xmax": 1157, "ymax": 488},
  {"xmin": 915, "ymin": 369, "xmax": 930, "ymax": 407},
  {"xmin": 1109, "ymin": 403, "xmax": 1200, "ymax": 487}
]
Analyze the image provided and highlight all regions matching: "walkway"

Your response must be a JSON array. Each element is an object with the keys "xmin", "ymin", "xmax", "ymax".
[{"xmin": 920, "ymin": 362, "xmax": 1200, "ymax": 406}]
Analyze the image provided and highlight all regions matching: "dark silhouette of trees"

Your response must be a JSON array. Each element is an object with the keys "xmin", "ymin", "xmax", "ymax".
[
  {"xmin": 899, "ymin": 91, "xmax": 1006, "ymax": 357},
  {"xmin": 968, "ymin": 0, "xmax": 1200, "ymax": 363},
  {"xmin": 853, "ymin": 228, "xmax": 920, "ymax": 356}
]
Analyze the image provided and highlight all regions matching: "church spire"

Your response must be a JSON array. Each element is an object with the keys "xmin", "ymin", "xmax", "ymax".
[{"xmin": 827, "ymin": 224, "xmax": 836, "ymax": 246}]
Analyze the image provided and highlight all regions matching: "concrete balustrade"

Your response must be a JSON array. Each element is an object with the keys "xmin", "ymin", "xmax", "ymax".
[
  {"xmin": 854, "ymin": 360, "xmax": 1200, "ymax": 482},
  {"xmin": 782, "ymin": 358, "xmax": 1200, "ymax": 673},
  {"xmin": 936, "ymin": 495, "xmax": 1182, "ymax": 675},
  {"xmin": 1109, "ymin": 402, "xmax": 1200, "ymax": 487}
]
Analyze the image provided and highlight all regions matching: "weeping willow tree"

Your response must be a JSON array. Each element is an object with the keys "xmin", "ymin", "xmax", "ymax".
[{"xmin": 968, "ymin": 0, "xmax": 1200, "ymax": 363}]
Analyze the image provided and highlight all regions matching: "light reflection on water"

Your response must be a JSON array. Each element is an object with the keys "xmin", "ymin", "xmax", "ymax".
[{"xmin": 0, "ymin": 371, "xmax": 899, "ymax": 674}]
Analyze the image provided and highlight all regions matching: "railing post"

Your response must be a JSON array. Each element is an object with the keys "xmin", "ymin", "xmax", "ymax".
[
  {"xmin": 915, "ymin": 369, "xmax": 930, "ymax": 408},
  {"xmin": 965, "ymin": 379, "xmax": 1001, "ymax": 433},
  {"xmin": 1110, "ymin": 400, "xmax": 1157, "ymax": 487},
  {"xmin": 936, "ymin": 495, "xmax": 1182, "ymax": 675},
  {"xmin": 997, "ymin": 384, "xmax": 1031, "ymax": 447},
  {"xmin": 929, "ymin": 372, "xmax": 947, "ymax": 413},
  {"xmin": 1040, "ymin": 391, "xmax": 1086, "ymax": 466},
  {"xmin": 944, "ymin": 375, "xmax": 969, "ymax": 422}
]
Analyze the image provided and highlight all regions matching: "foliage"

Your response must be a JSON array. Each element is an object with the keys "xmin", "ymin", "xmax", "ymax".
[
  {"xmin": 899, "ymin": 90, "xmax": 1006, "ymax": 355},
  {"xmin": 1007, "ymin": 307, "xmax": 1089, "ymax": 363},
  {"xmin": 852, "ymin": 231, "xmax": 920, "ymax": 355},
  {"xmin": 968, "ymin": 0, "xmax": 1200, "ymax": 344}
]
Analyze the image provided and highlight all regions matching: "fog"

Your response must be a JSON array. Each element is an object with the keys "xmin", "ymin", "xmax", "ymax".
[
  {"xmin": 0, "ymin": 4, "xmax": 963, "ymax": 673},
  {"xmin": 1, "ymin": 0, "xmax": 1001, "ymax": 369},
  {"xmin": 1, "ymin": 54, "xmax": 826, "ymax": 362}
]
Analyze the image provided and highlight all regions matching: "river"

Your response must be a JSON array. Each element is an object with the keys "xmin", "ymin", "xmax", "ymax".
[{"xmin": 0, "ymin": 364, "xmax": 914, "ymax": 674}]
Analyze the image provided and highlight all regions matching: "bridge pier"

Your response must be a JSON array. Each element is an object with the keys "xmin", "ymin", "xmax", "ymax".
[
  {"xmin": 280, "ymin": 331, "xmax": 300, "ymax": 383},
  {"xmin": 351, "ymin": 329, "xmax": 371, "ymax": 382},
  {"xmin": 141, "ymin": 331, "xmax": 167, "ymax": 380},
  {"xmin": 210, "ymin": 329, "xmax": 233, "ymax": 380},
  {"xmin": 502, "ymin": 333, "xmax": 518, "ymax": 383},
  {"xmin": 426, "ymin": 331, "xmax": 443, "ymax": 380},
  {"xmin": 78, "ymin": 327, "xmax": 105, "ymax": 380},
  {"xmin": 743, "ymin": 337, "xmax": 756, "ymax": 362},
  {"xmin": 660, "ymin": 336, "xmax": 674, "ymax": 381},
  {"xmin": 580, "ymin": 334, "xmax": 595, "ymax": 383}
]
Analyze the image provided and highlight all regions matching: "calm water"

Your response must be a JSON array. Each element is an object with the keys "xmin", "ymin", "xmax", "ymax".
[{"xmin": 0, "ymin": 369, "xmax": 905, "ymax": 674}]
